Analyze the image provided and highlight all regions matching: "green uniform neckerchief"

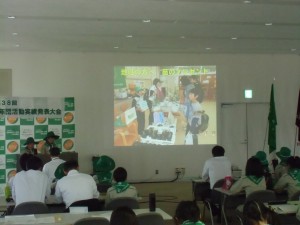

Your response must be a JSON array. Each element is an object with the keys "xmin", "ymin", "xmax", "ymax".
[
  {"xmin": 247, "ymin": 176, "xmax": 263, "ymax": 185},
  {"xmin": 114, "ymin": 182, "xmax": 130, "ymax": 193},
  {"xmin": 182, "ymin": 220, "xmax": 205, "ymax": 225},
  {"xmin": 288, "ymin": 169, "xmax": 300, "ymax": 182}
]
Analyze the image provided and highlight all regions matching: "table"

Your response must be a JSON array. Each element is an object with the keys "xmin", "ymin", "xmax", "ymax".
[
  {"xmin": 0, "ymin": 208, "xmax": 172, "ymax": 225},
  {"xmin": 191, "ymin": 179, "xmax": 210, "ymax": 201}
]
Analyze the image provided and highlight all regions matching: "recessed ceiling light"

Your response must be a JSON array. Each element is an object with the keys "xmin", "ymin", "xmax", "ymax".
[
  {"xmin": 8, "ymin": 16, "xmax": 16, "ymax": 19},
  {"xmin": 15, "ymin": 44, "xmax": 20, "ymax": 47},
  {"xmin": 126, "ymin": 35, "xmax": 133, "ymax": 38},
  {"xmin": 205, "ymin": 47, "xmax": 211, "ymax": 50},
  {"xmin": 12, "ymin": 32, "xmax": 18, "ymax": 36},
  {"xmin": 114, "ymin": 46, "xmax": 119, "ymax": 49},
  {"xmin": 180, "ymin": 36, "xmax": 185, "ymax": 39},
  {"xmin": 142, "ymin": 19, "xmax": 151, "ymax": 23},
  {"xmin": 231, "ymin": 37, "xmax": 238, "ymax": 40},
  {"xmin": 265, "ymin": 23, "xmax": 273, "ymax": 26},
  {"xmin": 244, "ymin": 0, "xmax": 251, "ymax": 3},
  {"xmin": 291, "ymin": 48, "xmax": 297, "ymax": 51}
]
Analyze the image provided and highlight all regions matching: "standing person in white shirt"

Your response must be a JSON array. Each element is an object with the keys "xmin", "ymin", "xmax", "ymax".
[
  {"xmin": 12, "ymin": 156, "xmax": 50, "ymax": 206},
  {"xmin": 43, "ymin": 147, "xmax": 65, "ymax": 192},
  {"xmin": 202, "ymin": 145, "xmax": 232, "ymax": 189},
  {"xmin": 55, "ymin": 160, "xmax": 99, "ymax": 208}
]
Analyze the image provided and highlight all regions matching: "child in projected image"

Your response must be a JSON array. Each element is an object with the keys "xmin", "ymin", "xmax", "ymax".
[
  {"xmin": 185, "ymin": 88, "xmax": 204, "ymax": 145},
  {"xmin": 132, "ymin": 86, "xmax": 146, "ymax": 135},
  {"xmin": 174, "ymin": 201, "xmax": 205, "ymax": 225}
]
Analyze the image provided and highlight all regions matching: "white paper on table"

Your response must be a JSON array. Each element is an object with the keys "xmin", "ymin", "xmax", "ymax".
[
  {"xmin": 91, "ymin": 212, "xmax": 111, "ymax": 220},
  {"xmin": 36, "ymin": 216, "xmax": 56, "ymax": 223}
]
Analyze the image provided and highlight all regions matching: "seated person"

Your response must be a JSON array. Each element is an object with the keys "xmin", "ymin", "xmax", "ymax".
[
  {"xmin": 106, "ymin": 167, "xmax": 138, "ymax": 205},
  {"xmin": 42, "ymin": 147, "xmax": 65, "ymax": 191},
  {"xmin": 202, "ymin": 145, "xmax": 232, "ymax": 190},
  {"xmin": 254, "ymin": 151, "xmax": 273, "ymax": 189},
  {"xmin": 230, "ymin": 157, "xmax": 266, "ymax": 197},
  {"xmin": 243, "ymin": 200, "xmax": 280, "ymax": 225},
  {"xmin": 12, "ymin": 156, "xmax": 50, "ymax": 206},
  {"xmin": 274, "ymin": 147, "xmax": 291, "ymax": 182},
  {"xmin": 110, "ymin": 206, "xmax": 138, "ymax": 225},
  {"xmin": 273, "ymin": 156, "xmax": 300, "ymax": 200},
  {"xmin": 55, "ymin": 160, "xmax": 99, "ymax": 208},
  {"xmin": 174, "ymin": 201, "xmax": 205, "ymax": 225}
]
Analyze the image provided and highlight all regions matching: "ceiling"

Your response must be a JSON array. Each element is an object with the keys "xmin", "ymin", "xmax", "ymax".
[{"xmin": 1, "ymin": 0, "xmax": 300, "ymax": 54}]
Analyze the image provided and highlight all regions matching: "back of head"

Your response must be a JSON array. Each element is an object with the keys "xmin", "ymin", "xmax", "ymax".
[
  {"xmin": 26, "ymin": 156, "xmax": 43, "ymax": 171},
  {"xmin": 19, "ymin": 153, "xmax": 34, "ymax": 171},
  {"xmin": 49, "ymin": 147, "xmax": 61, "ymax": 157},
  {"xmin": 174, "ymin": 201, "xmax": 200, "ymax": 224},
  {"xmin": 113, "ymin": 167, "xmax": 127, "ymax": 182},
  {"xmin": 245, "ymin": 157, "xmax": 264, "ymax": 177},
  {"xmin": 110, "ymin": 206, "xmax": 138, "ymax": 225},
  {"xmin": 243, "ymin": 200, "xmax": 280, "ymax": 225},
  {"xmin": 212, "ymin": 145, "xmax": 225, "ymax": 157},
  {"xmin": 63, "ymin": 160, "xmax": 79, "ymax": 173}
]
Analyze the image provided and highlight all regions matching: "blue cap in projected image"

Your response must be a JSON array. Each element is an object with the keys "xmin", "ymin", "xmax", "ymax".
[{"xmin": 244, "ymin": 89, "xmax": 253, "ymax": 99}]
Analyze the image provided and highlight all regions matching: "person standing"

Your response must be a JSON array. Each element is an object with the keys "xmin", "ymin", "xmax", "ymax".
[
  {"xmin": 23, "ymin": 137, "xmax": 38, "ymax": 155},
  {"xmin": 274, "ymin": 147, "xmax": 292, "ymax": 182},
  {"xmin": 37, "ymin": 131, "xmax": 59, "ymax": 155},
  {"xmin": 132, "ymin": 86, "xmax": 146, "ymax": 135}
]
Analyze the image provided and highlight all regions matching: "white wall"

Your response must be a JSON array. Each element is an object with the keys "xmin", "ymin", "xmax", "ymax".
[{"xmin": 0, "ymin": 52, "xmax": 299, "ymax": 181}]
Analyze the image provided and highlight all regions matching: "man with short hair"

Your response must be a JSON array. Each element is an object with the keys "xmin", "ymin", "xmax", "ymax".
[
  {"xmin": 106, "ymin": 167, "xmax": 138, "ymax": 205},
  {"xmin": 202, "ymin": 145, "xmax": 232, "ymax": 189},
  {"xmin": 43, "ymin": 147, "xmax": 65, "ymax": 190},
  {"xmin": 55, "ymin": 160, "xmax": 99, "ymax": 208},
  {"xmin": 12, "ymin": 156, "xmax": 50, "ymax": 206}
]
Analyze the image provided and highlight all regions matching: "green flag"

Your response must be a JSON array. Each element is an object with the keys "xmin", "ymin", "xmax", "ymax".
[{"xmin": 268, "ymin": 84, "xmax": 277, "ymax": 153}]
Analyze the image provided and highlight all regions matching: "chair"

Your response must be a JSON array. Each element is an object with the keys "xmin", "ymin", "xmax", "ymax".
[
  {"xmin": 105, "ymin": 197, "xmax": 139, "ymax": 210},
  {"xmin": 12, "ymin": 201, "xmax": 49, "ymax": 215},
  {"xmin": 74, "ymin": 217, "xmax": 110, "ymax": 225},
  {"xmin": 67, "ymin": 198, "xmax": 105, "ymax": 212},
  {"xmin": 137, "ymin": 212, "xmax": 165, "ymax": 225},
  {"xmin": 235, "ymin": 190, "xmax": 277, "ymax": 225},
  {"xmin": 203, "ymin": 179, "xmax": 224, "ymax": 225},
  {"xmin": 290, "ymin": 190, "xmax": 300, "ymax": 201}
]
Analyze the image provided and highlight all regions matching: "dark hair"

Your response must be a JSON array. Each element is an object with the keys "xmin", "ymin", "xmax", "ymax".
[
  {"xmin": 19, "ymin": 153, "xmax": 34, "ymax": 171},
  {"xmin": 113, "ymin": 167, "xmax": 127, "ymax": 182},
  {"xmin": 180, "ymin": 76, "xmax": 190, "ymax": 86},
  {"xmin": 63, "ymin": 160, "xmax": 79, "ymax": 172},
  {"xmin": 189, "ymin": 88, "xmax": 200, "ymax": 97},
  {"xmin": 174, "ymin": 201, "xmax": 200, "ymax": 223},
  {"xmin": 153, "ymin": 78, "xmax": 161, "ymax": 86},
  {"xmin": 110, "ymin": 206, "xmax": 138, "ymax": 225},
  {"xmin": 212, "ymin": 145, "xmax": 225, "ymax": 157},
  {"xmin": 49, "ymin": 147, "xmax": 61, "ymax": 157},
  {"xmin": 245, "ymin": 157, "xmax": 264, "ymax": 177},
  {"xmin": 190, "ymin": 75, "xmax": 199, "ymax": 81},
  {"xmin": 243, "ymin": 200, "xmax": 280, "ymax": 225},
  {"xmin": 26, "ymin": 156, "xmax": 43, "ymax": 171}
]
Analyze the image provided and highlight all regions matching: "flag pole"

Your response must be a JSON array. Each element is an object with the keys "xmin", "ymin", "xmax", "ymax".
[{"xmin": 293, "ymin": 127, "xmax": 298, "ymax": 156}]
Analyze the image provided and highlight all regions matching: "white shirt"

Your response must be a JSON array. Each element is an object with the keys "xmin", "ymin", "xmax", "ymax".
[
  {"xmin": 43, "ymin": 157, "xmax": 65, "ymax": 183},
  {"xmin": 12, "ymin": 170, "xmax": 50, "ymax": 206},
  {"xmin": 55, "ymin": 170, "xmax": 99, "ymax": 208},
  {"xmin": 202, "ymin": 156, "xmax": 232, "ymax": 189}
]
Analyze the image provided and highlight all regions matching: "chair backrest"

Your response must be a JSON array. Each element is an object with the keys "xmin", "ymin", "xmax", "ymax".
[
  {"xmin": 290, "ymin": 190, "xmax": 300, "ymax": 201},
  {"xmin": 68, "ymin": 198, "xmax": 104, "ymax": 212},
  {"xmin": 74, "ymin": 217, "xmax": 110, "ymax": 225},
  {"xmin": 12, "ymin": 201, "xmax": 49, "ymax": 215},
  {"xmin": 246, "ymin": 190, "xmax": 276, "ymax": 203},
  {"xmin": 105, "ymin": 197, "xmax": 139, "ymax": 210},
  {"xmin": 137, "ymin": 212, "xmax": 165, "ymax": 225},
  {"xmin": 213, "ymin": 178, "xmax": 224, "ymax": 189}
]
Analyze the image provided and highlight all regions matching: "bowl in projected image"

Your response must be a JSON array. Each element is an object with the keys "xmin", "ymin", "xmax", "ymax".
[{"xmin": 36, "ymin": 116, "xmax": 46, "ymax": 124}]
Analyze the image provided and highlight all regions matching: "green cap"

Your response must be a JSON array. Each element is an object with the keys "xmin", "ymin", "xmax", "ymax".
[
  {"xmin": 276, "ymin": 147, "xmax": 291, "ymax": 162},
  {"xmin": 254, "ymin": 151, "xmax": 268, "ymax": 166}
]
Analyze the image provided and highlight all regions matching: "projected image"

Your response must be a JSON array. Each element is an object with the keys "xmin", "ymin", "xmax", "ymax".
[{"xmin": 114, "ymin": 66, "xmax": 216, "ymax": 146}]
